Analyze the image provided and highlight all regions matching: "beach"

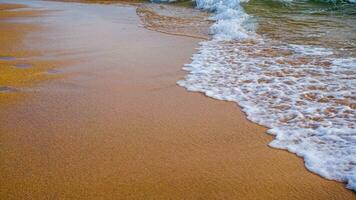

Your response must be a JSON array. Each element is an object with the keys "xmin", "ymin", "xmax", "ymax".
[{"xmin": 0, "ymin": 0, "xmax": 354, "ymax": 199}]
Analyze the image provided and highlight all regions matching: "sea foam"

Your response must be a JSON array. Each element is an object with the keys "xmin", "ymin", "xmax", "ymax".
[{"xmin": 177, "ymin": 0, "xmax": 356, "ymax": 190}]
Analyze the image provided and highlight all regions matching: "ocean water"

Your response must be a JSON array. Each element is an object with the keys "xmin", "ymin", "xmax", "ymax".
[{"xmin": 176, "ymin": 0, "xmax": 356, "ymax": 190}]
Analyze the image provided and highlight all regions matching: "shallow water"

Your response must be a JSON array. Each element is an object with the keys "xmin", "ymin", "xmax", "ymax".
[
  {"xmin": 137, "ymin": 3, "xmax": 211, "ymax": 39},
  {"xmin": 244, "ymin": 0, "xmax": 356, "ymax": 57},
  {"xmin": 176, "ymin": 0, "xmax": 356, "ymax": 191}
]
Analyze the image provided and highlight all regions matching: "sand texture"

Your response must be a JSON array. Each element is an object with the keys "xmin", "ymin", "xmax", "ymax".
[{"xmin": 0, "ymin": 1, "xmax": 354, "ymax": 199}]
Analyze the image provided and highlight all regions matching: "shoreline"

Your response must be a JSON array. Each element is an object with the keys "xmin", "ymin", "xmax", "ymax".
[{"xmin": 0, "ymin": 1, "xmax": 354, "ymax": 199}]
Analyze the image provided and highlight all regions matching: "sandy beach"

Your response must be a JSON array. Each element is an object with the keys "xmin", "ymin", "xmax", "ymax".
[{"xmin": 0, "ymin": 1, "xmax": 354, "ymax": 199}]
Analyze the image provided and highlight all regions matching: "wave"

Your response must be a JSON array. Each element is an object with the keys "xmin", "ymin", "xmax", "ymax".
[
  {"xmin": 176, "ymin": 0, "xmax": 356, "ymax": 191},
  {"xmin": 308, "ymin": 0, "xmax": 355, "ymax": 4},
  {"xmin": 274, "ymin": 0, "xmax": 355, "ymax": 4}
]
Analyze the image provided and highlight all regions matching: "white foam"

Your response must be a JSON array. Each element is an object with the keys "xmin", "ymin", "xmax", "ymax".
[
  {"xmin": 178, "ymin": 0, "xmax": 356, "ymax": 191},
  {"xmin": 196, "ymin": 0, "xmax": 256, "ymax": 40}
]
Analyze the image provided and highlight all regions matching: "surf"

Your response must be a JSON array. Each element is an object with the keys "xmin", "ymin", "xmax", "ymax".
[{"xmin": 175, "ymin": 0, "xmax": 356, "ymax": 190}]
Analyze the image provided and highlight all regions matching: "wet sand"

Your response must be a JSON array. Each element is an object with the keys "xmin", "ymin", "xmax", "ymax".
[
  {"xmin": 0, "ymin": 1, "xmax": 354, "ymax": 199},
  {"xmin": 0, "ymin": 3, "xmax": 64, "ymax": 104}
]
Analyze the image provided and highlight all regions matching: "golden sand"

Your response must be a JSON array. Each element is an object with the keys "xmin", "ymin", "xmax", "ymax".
[{"xmin": 0, "ymin": 2, "xmax": 354, "ymax": 199}]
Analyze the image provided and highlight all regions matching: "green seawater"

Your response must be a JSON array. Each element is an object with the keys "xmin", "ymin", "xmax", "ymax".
[{"xmin": 243, "ymin": 0, "xmax": 356, "ymax": 56}]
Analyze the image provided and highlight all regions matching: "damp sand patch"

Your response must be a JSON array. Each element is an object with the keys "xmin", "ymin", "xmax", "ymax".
[
  {"xmin": 0, "ymin": 56, "xmax": 16, "ymax": 61},
  {"xmin": 0, "ymin": 3, "xmax": 26, "ymax": 11},
  {"xmin": 47, "ymin": 69, "xmax": 61, "ymax": 74},
  {"xmin": 0, "ymin": 3, "xmax": 68, "ymax": 105},
  {"xmin": 0, "ymin": 4, "xmax": 45, "ymax": 20},
  {"xmin": 0, "ymin": 60, "xmax": 64, "ymax": 87},
  {"xmin": 14, "ymin": 63, "xmax": 32, "ymax": 69},
  {"xmin": 0, "ymin": 85, "xmax": 22, "ymax": 104},
  {"xmin": 0, "ymin": 86, "xmax": 17, "ymax": 93}
]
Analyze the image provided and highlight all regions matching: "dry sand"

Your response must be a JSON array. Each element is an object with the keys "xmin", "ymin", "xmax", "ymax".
[{"xmin": 0, "ymin": 1, "xmax": 354, "ymax": 199}]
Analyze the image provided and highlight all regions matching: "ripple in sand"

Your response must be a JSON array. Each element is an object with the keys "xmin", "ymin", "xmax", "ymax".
[
  {"xmin": 14, "ymin": 63, "xmax": 32, "ymax": 69},
  {"xmin": 47, "ymin": 69, "xmax": 60, "ymax": 74},
  {"xmin": 0, "ymin": 56, "xmax": 16, "ymax": 61},
  {"xmin": 0, "ymin": 86, "xmax": 17, "ymax": 93}
]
